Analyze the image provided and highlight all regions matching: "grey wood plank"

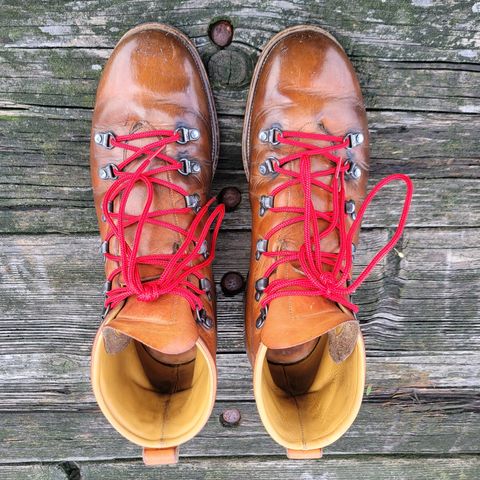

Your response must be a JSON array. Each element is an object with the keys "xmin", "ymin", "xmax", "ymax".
[
  {"xmin": 0, "ymin": 456, "xmax": 479, "ymax": 480},
  {"xmin": 0, "ymin": 0, "xmax": 478, "ymax": 468},
  {"xmin": 1, "ymin": 47, "xmax": 478, "ymax": 113},
  {"xmin": 0, "ymin": 3, "xmax": 478, "ymax": 238},
  {"xmin": 1, "ymin": 0, "xmax": 478, "ymax": 64},
  {"xmin": 0, "ymin": 397, "xmax": 478, "ymax": 462},
  {"xmin": 0, "ymin": 350, "xmax": 478, "ymax": 408},
  {"xmin": 1, "ymin": 106, "xmax": 478, "ymax": 179},
  {"xmin": 0, "ymin": 170, "xmax": 478, "ymax": 233},
  {"xmin": 0, "ymin": 228, "xmax": 478, "ymax": 459},
  {"xmin": 0, "ymin": 228, "xmax": 478, "ymax": 356}
]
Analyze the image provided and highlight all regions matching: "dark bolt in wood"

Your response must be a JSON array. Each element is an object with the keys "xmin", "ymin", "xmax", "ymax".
[
  {"xmin": 217, "ymin": 186, "xmax": 242, "ymax": 212},
  {"xmin": 220, "ymin": 408, "xmax": 241, "ymax": 427},
  {"xmin": 209, "ymin": 20, "xmax": 234, "ymax": 47},
  {"xmin": 221, "ymin": 271, "xmax": 245, "ymax": 296}
]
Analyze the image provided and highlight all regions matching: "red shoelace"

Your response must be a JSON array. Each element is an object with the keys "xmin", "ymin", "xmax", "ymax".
[
  {"xmin": 258, "ymin": 130, "xmax": 413, "ymax": 314},
  {"xmin": 98, "ymin": 129, "xmax": 224, "ymax": 320}
]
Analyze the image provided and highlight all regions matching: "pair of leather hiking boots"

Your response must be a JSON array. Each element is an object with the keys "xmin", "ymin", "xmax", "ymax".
[{"xmin": 90, "ymin": 23, "xmax": 413, "ymax": 465}]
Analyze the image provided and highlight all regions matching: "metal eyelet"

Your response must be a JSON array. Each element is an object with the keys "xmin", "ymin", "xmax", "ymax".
[
  {"xmin": 345, "ymin": 200, "xmax": 356, "ymax": 219},
  {"xmin": 255, "ymin": 306, "xmax": 268, "ymax": 329},
  {"xmin": 102, "ymin": 201, "xmax": 114, "ymax": 222},
  {"xmin": 196, "ymin": 307, "xmax": 213, "ymax": 329},
  {"xmin": 346, "ymin": 161, "xmax": 362, "ymax": 180},
  {"xmin": 199, "ymin": 278, "xmax": 212, "ymax": 300},
  {"xmin": 100, "ymin": 240, "xmax": 109, "ymax": 255},
  {"xmin": 198, "ymin": 239, "xmax": 209, "ymax": 259},
  {"xmin": 259, "ymin": 127, "xmax": 282, "ymax": 145},
  {"xmin": 185, "ymin": 193, "xmax": 201, "ymax": 212},
  {"xmin": 100, "ymin": 240, "xmax": 109, "ymax": 263},
  {"xmin": 175, "ymin": 127, "xmax": 200, "ymax": 144},
  {"xmin": 344, "ymin": 132, "xmax": 364, "ymax": 149},
  {"xmin": 178, "ymin": 158, "xmax": 201, "ymax": 176},
  {"xmin": 98, "ymin": 163, "xmax": 118, "ymax": 180},
  {"xmin": 259, "ymin": 195, "xmax": 274, "ymax": 216},
  {"xmin": 101, "ymin": 304, "xmax": 111, "ymax": 320},
  {"xmin": 94, "ymin": 131, "xmax": 116, "ymax": 149},
  {"xmin": 345, "ymin": 279, "xmax": 358, "ymax": 318},
  {"xmin": 102, "ymin": 280, "xmax": 112, "ymax": 296},
  {"xmin": 258, "ymin": 157, "xmax": 279, "ymax": 177},
  {"xmin": 255, "ymin": 239, "xmax": 268, "ymax": 260},
  {"xmin": 255, "ymin": 277, "xmax": 269, "ymax": 301}
]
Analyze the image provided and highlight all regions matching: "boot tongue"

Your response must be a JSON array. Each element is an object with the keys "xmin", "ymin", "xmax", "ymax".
[
  {"xmin": 102, "ymin": 293, "xmax": 199, "ymax": 355},
  {"xmin": 261, "ymin": 263, "xmax": 359, "ymax": 363}
]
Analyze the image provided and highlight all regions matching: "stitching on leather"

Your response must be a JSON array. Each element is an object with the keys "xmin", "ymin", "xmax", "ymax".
[
  {"xmin": 173, "ymin": 32, "xmax": 219, "ymax": 173},
  {"xmin": 245, "ymin": 33, "xmax": 283, "ymax": 177}
]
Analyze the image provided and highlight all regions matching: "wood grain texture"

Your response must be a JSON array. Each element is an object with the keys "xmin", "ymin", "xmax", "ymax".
[
  {"xmin": 0, "ymin": 228, "xmax": 479, "ymax": 356},
  {"xmin": 0, "ymin": 168, "xmax": 479, "ymax": 233},
  {"xmin": 0, "ymin": 457, "xmax": 479, "ymax": 480},
  {"xmin": 0, "ymin": 229, "xmax": 478, "ymax": 461},
  {"xmin": 0, "ymin": 350, "xmax": 478, "ymax": 408},
  {"xmin": 0, "ymin": 0, "xmax": 479, "ymax": 474},
  {"xmin": 1, "ymin": 0, "xmax": 479, "ymax": 62},
  {"xmin": 0, "ymin": 399, "xmax": 479, "ymax": 462}
]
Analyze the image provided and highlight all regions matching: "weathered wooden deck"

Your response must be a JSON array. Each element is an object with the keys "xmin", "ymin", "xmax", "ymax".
[{"xmin": 0, "ymin": 1, "xmax": 479, "ymax": 478}]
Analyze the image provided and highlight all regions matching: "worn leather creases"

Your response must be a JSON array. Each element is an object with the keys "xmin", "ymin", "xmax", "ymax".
[{"xmin": 89, "ymin": 23, "xmax": 220, "ymax": 459}]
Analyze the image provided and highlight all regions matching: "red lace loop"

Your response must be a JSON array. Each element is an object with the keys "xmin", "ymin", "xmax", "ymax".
[
  {"xmin": 260, "ymin": 130, "xmax": 413, "ymax": 313},
  {"xmin": 101, "ymin": 129, "xmax": 224, "ymax": 313}
]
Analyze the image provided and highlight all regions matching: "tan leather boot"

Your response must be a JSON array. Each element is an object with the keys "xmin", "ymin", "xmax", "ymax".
[
  {"xmin": 242, "ymin": 25, "xmax": 413, "ymax": 458},
  {"xmin": 89, "ymin": 24, "xmax": 224, "ymax": 465}
]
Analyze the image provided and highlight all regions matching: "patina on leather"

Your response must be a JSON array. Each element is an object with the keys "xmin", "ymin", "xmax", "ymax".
[
  {"xmin": 89, "ymin": 23, "xmax": 220, "ymax": 464},
  {"xmin": 242, "ymin": 25, "xmax": 368, "ymax": 455}
]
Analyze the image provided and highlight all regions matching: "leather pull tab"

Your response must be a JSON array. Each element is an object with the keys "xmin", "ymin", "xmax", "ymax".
[
  {"xmin": 142, "ymin": 446, "xmax": 179, "ymax": 465},
  {"xmin": 286, "ymin": 448, "xmax": 323, "ymax": 459}
]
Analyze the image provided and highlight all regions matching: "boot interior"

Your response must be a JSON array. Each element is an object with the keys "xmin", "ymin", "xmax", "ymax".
[
  {"xmin": 255, "ymin": 335, "xmax": 365, "ymax": 450},
  {"xmin": 135, "ymin": 342, "xmax": 196, "ymax": 393},
  {"xmin": 91, "ymin": 335, "xmax": 215, "ymax": 448}
]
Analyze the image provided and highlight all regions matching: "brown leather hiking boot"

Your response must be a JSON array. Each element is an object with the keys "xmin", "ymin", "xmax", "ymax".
[
  {"xmin": 89, "ymin": 24, "xmax": 224, "ymax": 465},
  {"xmin": 242, "ymin": 25, "xmax": 413, "ymax": 458}
]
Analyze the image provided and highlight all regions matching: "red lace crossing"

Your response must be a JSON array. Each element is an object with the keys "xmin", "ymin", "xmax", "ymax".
[
  {"xmin": 259, "ymin": 130, "xmax": 413, "ymax": 313},
  {"xmin": 100, "ymin": 129, "xmax": 224, "ymax": 314}
]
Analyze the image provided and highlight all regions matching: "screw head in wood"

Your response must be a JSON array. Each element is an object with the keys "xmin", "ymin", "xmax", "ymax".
[
  {"xmin": 209, "ymin": 20, "xmax": 234, "ymax": 48},
  {"xmin": 220, "ymin": 271, "xmax": 245, "ymax": 296},
  {"xmin": 217, "ymin": 186, "xmax": 242, "ymax": 212}
]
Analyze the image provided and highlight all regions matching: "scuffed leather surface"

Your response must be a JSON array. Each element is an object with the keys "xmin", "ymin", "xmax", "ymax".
[
  {"xmin": 244, "ymin": 27, "xmax": 370, "ymax": 363},
  {"xmin": 90, "ymin": 25, "xmax": 218, "ymax": 358}
]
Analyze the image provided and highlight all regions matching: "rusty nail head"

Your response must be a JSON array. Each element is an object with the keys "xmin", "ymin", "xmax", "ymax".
[
  {"xmin": 221, "ymin": 271, "xmax": 245, "ymax": 296},
  {"xmin": 209, "ymin": 20, "xmax": 234, "ymax": 47},
  {"xmin": 217, "ymin": 186, "xmax": 242, "ymax": 212},
  {"xmin": 220, "ymin": 408, "xmax": 241, "ymax": 427}
]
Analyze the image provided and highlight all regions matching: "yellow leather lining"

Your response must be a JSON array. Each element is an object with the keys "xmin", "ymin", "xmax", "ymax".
[
  {"xmin": 254, "ymin": 335, "xmax": 365, "ymax": 450},
  {"xmin": 91, "ymin": 331, "xmax": 215, "ymax": 448}
]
